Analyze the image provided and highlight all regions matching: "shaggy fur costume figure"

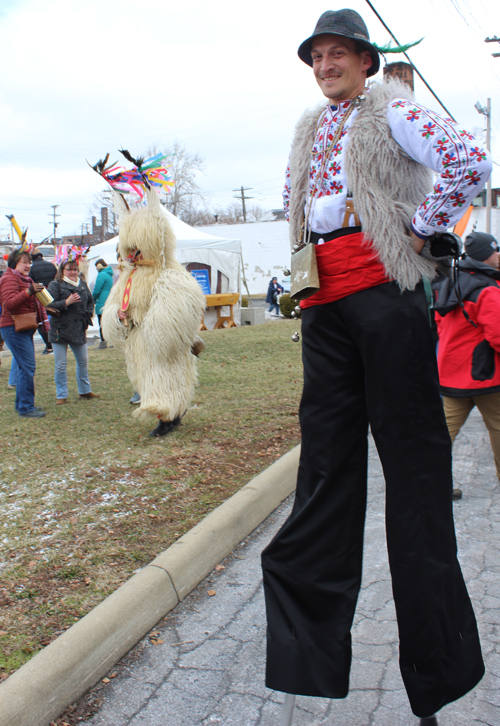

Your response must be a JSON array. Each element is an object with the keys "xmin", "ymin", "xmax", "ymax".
[{"xmin": 102, "ymin": 194, "xmax": 206, "ymax": 429}]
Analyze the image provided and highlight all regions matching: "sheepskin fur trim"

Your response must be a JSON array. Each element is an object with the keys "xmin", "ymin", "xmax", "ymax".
[
  {"xmin": 288, "ymin": 103, "xmax": 327, "ymax": 250},
  {"xmin": 346, "ymin": 78, "xmax": 436, "ymax": 289},
  {"xmin": 287, "ymin": 78, "xmax": 437, "ymax": 290}
]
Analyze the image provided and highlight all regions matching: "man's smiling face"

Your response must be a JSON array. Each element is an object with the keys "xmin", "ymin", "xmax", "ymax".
[{"xmin": 311, "ymin": 34, "xmax": 372, "ymax": 105}]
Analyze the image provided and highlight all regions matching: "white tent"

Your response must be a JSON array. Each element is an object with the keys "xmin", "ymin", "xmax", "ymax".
[{"xmin": 85, "ymin": 210, "xmax": 243, "ymax": 330}]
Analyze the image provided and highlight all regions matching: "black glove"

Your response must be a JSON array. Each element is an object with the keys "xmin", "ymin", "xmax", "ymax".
[{"xmin": 427, "ymin": 232, "xmax": 461, "ymax": 259}]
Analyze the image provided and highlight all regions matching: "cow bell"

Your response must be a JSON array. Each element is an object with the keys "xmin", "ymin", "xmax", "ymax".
[
  {"xmin": 291, "ymin": 332, "xmax": 300, "ymax": 342},
  {"xmin": 294, "ymin": 306, "xmax": 301, "ymax": 316}
]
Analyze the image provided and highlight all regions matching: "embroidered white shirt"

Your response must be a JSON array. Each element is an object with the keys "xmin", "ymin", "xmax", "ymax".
[{"xmin": 283, "ymin": 97, "xmax": 492, "ymax": 237}]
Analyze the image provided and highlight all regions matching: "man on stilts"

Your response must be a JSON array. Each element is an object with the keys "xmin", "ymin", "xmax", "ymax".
[{"xmin": 261, "ymin": 9, "xmax": 490, "ymax": 724}]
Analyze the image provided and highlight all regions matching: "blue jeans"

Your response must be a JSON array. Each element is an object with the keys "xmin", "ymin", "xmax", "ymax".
[
  {"xmin": 268, "ymin": 303, "xmax": 280, "ymax": 315},
  {"xmin": 52, "ymin": 342, "xmax": 91, "ymax": 399},
  {"xmin": 9, "ymin": 357, "xmax": 19, "ymax": 386},
  {"xmin": 1, "ymin": 325, "xmax": 36, "ymax": 414}
]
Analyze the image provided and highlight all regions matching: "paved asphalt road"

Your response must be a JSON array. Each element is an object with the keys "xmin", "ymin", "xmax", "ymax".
[{"xmin": 81, "ymin": 407, "xmax": 499, "ymax": 726}]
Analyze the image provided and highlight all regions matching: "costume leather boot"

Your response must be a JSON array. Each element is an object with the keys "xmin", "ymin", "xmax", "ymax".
[
  {"xmin": 149, "ymin": 416, "xmax": 181, "ymax": 438},
  {"xmin": 420, "ymin": 716, "xmax": 438, "ymax": 726}
]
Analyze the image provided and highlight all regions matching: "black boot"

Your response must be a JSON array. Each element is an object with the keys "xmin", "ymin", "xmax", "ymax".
[
  {"xmin": 420, "ymin": 717, "xmax": 438, "ymax": 726},
  {"xmin": 149, "ymin": 416, "xmax": 180, "ymax": 438}
]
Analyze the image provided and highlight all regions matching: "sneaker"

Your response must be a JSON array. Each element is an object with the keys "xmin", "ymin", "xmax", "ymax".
[
  {"xmin": 7, "ymin": 384, "xmax": 16, "ymax": 390},
  {"xmin": 130, "ymin": 392, "xmax": 141, "ymax": 404},
  {"xmin": 19, "ymin": 409, "xmax": 46, "ymax": 418},
  {"xmin": 42, "ymin": 348, "xmax": 53, "ymax": 355},
  {"xmin": 98, "ymin": 341, "xmax": 107, "ymax": 349},
  {"xmin": 56, "ymin": 399, "xmax": 67, "ymax": 405}
]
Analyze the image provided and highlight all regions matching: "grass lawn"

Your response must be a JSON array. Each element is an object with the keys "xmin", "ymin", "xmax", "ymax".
[{"xmin": 0, "ymin": 319, "xmax": 303, "ymax": 678}]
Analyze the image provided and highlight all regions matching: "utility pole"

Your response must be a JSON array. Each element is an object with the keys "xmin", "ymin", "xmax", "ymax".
[
  {"xmin": 49, "ymin": 205, "xmax": 60, "ymax": 246},
  {"xmin": 475, "ymin": 99, "xmax": 491, "ymax": 234},
  {"xmin": 232, "ymin": 186, "xmax": 253, "ymax": 223},
  {"xmin": 485, "ymin": 36, "xmax": 500, "ymax": 58}
]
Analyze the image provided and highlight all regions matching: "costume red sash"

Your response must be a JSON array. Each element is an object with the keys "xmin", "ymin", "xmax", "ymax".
[{"xmin": 300, "ymin": 232, "xmax": 390, "ymax": 309}]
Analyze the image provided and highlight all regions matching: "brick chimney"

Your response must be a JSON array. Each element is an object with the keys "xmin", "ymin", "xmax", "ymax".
[{"xmin": 383, "ymin": 61, "xmax": 414, "ymax": 92}]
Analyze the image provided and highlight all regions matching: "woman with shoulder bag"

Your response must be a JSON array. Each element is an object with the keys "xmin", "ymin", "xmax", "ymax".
[
  {"xmin": 0, "ymin": 249, "xmax": 49, "ymax": 417},
  {"xmin": 47, "ymin": 257, "xmax": 99, "ymax": 405}
]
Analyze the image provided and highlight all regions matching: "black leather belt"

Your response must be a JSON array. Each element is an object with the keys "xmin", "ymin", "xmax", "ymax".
[{"xmin": 307, "ymin": 226, "xmax": 362, "ymax": 244}]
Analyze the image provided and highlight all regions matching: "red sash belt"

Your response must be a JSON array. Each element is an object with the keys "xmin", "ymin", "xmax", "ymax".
[{"xmin": 300, "ymin": 232, "xmax": 390, "ymax": 309}]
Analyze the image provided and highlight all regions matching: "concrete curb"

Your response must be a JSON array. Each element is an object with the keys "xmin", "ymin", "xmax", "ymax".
[{"xmin": 0, "ymin": 445, "xmax": 300, "ymax": 726}]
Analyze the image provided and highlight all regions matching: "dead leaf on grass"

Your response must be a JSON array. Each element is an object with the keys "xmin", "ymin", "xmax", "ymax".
[
  {"xmin": 0, "ymin": 631, "xmax": 8, "ymax": 637},
  {"xmin": 215, "ymin": 565, "xmax": 225, "ymax": 571},
  {"xmin": 102, "ymin": 677, "xmax": 110, "ymax": 684}
]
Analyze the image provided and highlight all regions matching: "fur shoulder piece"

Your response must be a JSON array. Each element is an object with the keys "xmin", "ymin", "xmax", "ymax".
[
  {"xmin": 346, "ymin": 78, "xmax": 436, "ymax": 289},
  {"xmin": 287, "ymin": 103, "xmax": 326, "ymax": 249}
]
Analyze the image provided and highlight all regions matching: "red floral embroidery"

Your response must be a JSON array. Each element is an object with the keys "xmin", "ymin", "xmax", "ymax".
[{"xmin": 436, "ymin": 211, "xmax": 450, "ymax": 226}]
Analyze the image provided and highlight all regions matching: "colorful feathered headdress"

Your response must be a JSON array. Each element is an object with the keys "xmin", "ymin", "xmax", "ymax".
[
  {"xmin": 89, "ymin": 150, "xmax": 174, "ymax": 203},
  {"xmin": 55, "ymin": 244, "xmax": 89, "ymax": 266}
]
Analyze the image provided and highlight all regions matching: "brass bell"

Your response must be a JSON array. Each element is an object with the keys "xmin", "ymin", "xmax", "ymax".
[
  {"xmin": 291, "ymin": 332, "xmax": 300, "ymax": 342},
  {"xmin": 283, "ymin": 268, "xmax": 291, "ymax": 276},
  {"xmin": 294, "ymin": 306, "xmax": 301, "ymax": 316}
]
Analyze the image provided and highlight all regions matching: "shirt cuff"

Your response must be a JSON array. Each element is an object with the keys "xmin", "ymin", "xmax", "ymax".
[{"xmin": 410, "ymin": 223, "xmax": 432, "ymax": 240}]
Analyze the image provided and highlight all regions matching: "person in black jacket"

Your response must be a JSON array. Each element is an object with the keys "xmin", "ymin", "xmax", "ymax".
[
  {"xmin": 47, "ymin": 258, "xmax": 99, "ymax": 405},
  {"xmin": 266, "ymin": 277, "xmax": 284, "ymax": 316},
  {"xmin": 30, "ymin": 251, "xmax": 57, "ymax": 354}
]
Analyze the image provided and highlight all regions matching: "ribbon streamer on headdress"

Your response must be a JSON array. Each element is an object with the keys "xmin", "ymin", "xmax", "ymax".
[
  {"xmin": 55, "ymin": 244, "xmax": 89, "ymax": 266},
  {"xmin": 88, "ymin": 151, "xmax": 174, "ymax": 201}
]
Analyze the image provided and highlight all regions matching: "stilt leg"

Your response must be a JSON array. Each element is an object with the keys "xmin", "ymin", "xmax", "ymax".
[
  {"xmin": 420, "ymin": 716, "xmax": 438, "ymax": 725},
  {"xmin": 280, "ymin": 694, "xmax": 296, "ymax": 726}
]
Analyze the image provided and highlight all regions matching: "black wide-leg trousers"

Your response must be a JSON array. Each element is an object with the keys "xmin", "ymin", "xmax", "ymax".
[{"xmin": 262, "ymin": 281, "xmax": 484, "ymax": 718}]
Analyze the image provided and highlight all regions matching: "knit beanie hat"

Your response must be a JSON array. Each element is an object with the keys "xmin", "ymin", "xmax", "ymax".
[{"xmin": 465, "ymin": 231, "xmax": 499, "ymax": 262}]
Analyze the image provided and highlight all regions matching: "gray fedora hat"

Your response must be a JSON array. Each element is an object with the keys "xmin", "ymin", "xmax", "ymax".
[{"xmin": 298, "ymin": 9, "xmax": 380, "ymax": 77}]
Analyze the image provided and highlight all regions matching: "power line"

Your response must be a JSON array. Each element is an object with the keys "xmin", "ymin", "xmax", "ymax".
[{"xmin": 364, "ymin": 0, "xmax": 457, "ymax": 121}]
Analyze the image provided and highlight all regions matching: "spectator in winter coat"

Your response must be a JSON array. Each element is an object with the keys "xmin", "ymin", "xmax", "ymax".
[
  {"xmin": 30, "ymin": 251, "xmax": 56, "ymax": 355},
  {"xmin": 92, "ymin": 259, "xmax": 114, "ymax": 349},
  {"xmin": 0, "ymin": 249, "xmax": 49, "ymax": 417},
  {"xmin": 433, "ymin": 231, "xmax": 500, "ymax": 499},
  {"xmin": 47, "ymin": 258, "xmax": 98, "ymax": 405},
  {"xmin": 265, "ymin": 277, "xmax": 284, "ymax": 316}
]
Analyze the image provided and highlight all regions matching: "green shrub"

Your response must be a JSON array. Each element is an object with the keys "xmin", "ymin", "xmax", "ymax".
[
  {"xmin": 279, "ymin": 294, "xmax": 296, "ymax": 318},
  {"xmin": 241, "ymin": 296, "xmax": 249, "ymax": 308}
]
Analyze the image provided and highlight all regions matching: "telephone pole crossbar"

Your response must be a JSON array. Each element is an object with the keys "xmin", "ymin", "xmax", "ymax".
[
  {"xmin": 233, "ymin": 186, "xmax": 253, "ymax": 223},
  {"xmin": 485, "ymin": 36, "xmax": 500, "ymax": 57}
]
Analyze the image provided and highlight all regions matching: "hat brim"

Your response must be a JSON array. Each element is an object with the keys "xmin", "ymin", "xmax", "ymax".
[{"xmin": 298, "ymin": 33, "xmax": 380, "ymax": 78}]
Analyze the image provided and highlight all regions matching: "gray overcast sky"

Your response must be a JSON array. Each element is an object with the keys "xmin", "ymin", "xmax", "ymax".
[{"xmin": 1, "ymin": 0, "xmax": 499, "ymax": 242}]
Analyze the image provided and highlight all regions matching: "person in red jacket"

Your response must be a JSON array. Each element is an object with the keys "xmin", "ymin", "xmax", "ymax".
[
  {"xmin": 0, "ymin": 248, "xmax": 49, "ymax": 417},
  {"xmin": 433, "ymin": 231, "xmax": 500, "ymax": 499}
]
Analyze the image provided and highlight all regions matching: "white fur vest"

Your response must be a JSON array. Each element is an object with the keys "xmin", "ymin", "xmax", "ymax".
[{"xmin": 287, "ymin": 78, "xmax": 437, "ymax": 290}]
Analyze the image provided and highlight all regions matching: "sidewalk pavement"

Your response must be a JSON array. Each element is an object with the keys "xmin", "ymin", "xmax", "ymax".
[{"xmin": 81, "ymin": 407, "xmax": 499, "ymax": 726}]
